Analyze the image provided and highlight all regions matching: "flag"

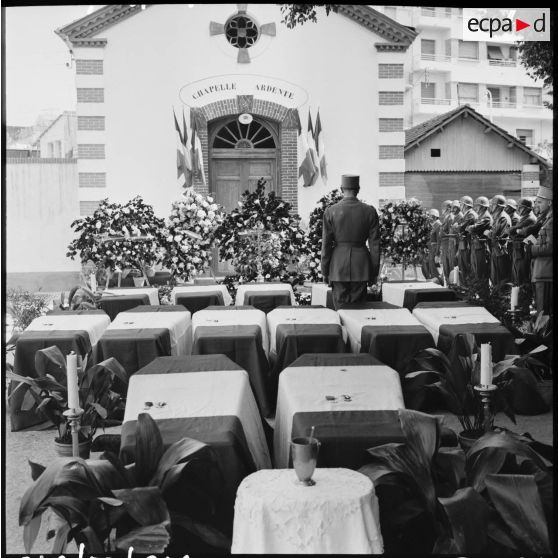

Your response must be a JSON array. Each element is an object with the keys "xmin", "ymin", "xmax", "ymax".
[
  {"xmin": 307, "ymin": 111, "xmax": 320, "ymax": 187},
  {"xmin": 298, "ymin": 110, "xmax": 319, "ymax": 187},
  {"xmin": 174, "ymin": 108, "xmax": 192, "ymax": 189},
  {"xmin": 182, "ymin": 110, "xmax": 193, "ymax": 186},
  {"xmin": 315, "ymin": 108, "xmax": 328, "ymax": 185},
  {"xmin": 191, "ymin": 114, "xmax": 206, "ymax": 185}
]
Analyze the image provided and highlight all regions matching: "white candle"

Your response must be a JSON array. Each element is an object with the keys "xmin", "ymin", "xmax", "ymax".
[
  {"xmin": 90, "ymin": 273, "xmax": 97, "ymax": 293},
  {"xmin": 66, "ymin": 352, "xmax": 80, "ymax": 411},
  {"xmin": 454, "ymin": 266, "xmax": 460, "ymax": 286},
  {"xmin": 480, "ymin": 344, "xmax": 492, "ymax": 386},
  {"xmin": 510, "ymin": 286, "xmax": 519, "ymax": 310}
]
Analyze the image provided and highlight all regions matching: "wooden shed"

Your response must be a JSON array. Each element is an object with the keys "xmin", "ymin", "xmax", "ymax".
[{"xmin": 404, "ymin": 105, "xmax": 551, "ymax": 210}]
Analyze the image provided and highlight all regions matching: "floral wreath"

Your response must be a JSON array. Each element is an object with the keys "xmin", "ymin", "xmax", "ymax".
[{"xmin": 380, "ymin": 199, "xmax": 432, "ymax": 267}]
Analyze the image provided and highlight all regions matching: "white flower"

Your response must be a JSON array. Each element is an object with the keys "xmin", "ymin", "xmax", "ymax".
[
  {"xmin": 210, "ymin": 204, "xmax": 218, "ymax": 211},
  {"xmin": 95, "ymin": 221, "xmax": 102, "ymax": 229},
  {"xmin": 174, "ymin": 235, "xmax": 183, "ymax": 242},
  {"xmin": 167, "ymin": 235, "xmax": 173, "ymax": 242},
  {"xmin": 208, "ymin": 211, "xmax": 215, "ymax": 219},
  {"xmin": 172, "ymin": 256, "xmax": 178, "ymax": 263},
  {"xmin": 207, "ymin": 196, "xmax": 214, "ymax": 203},
  {"xmin": 195, "ymin": 195, "xmax": 203, "ymax": 203},
  {"xmin": 123, "ymin": 208, "xmax": 130, "ymax": 214},
  {"xmin": 197, "ymin": 209, "xmax": 206, "ymax": 218}
]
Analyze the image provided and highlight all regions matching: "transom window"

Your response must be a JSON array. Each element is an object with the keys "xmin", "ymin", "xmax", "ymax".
[
  {"xmin": 225, "ymin": 14, "xmax": 259, "ymax": 49},
  {"xmin": 213, "ymin": 119, "xmax": 276, "ymax": 149}
]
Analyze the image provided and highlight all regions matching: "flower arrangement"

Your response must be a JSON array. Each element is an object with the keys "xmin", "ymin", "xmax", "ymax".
[
  {"xmin": 158, "ymin": 188, "xmax": 225, "ymax": 282},
  {"xmin": 305, "ymin": 189, "xmax": 344, "ymax": 282},
  {"xmin": 380, "ymin": 199, "xmax": 431, "ymax": 267},
  {"xmin": 6, "ymin": 288, "xmax": 51, "ymax": 331},
  {"xmin": 67, "ymin": 196, "xmax": 164, "ymax": 275},
  {"xmin": 213, "ymin": 178, "xmax": 308, "ymax": 282}
]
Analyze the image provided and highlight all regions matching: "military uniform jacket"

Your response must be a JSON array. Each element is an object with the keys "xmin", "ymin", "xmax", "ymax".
[
  {"xmin": 531, "ymin": 210, "xmax": 553, "ymax": 281},
  {"xmin": 430, "ymin": 219, "xmax": 442, "ymax": 255},
  {"xmin": 510, "ymin": 212, "xmax": 537, "ymax": 239},
  {"xmin": 440, "ymin": 212, "xmax": 455, "ymax": 239},
  {"xmin": 469, "ymin": 211, "xmax": 493, "ymax": 248},
  {"xmin": 488, "ymin": 211, "xmax": 511, "ymax": 256},
  {"xmin": 321, "ymin": 197, "xmax": 380, "ymax": 282},
  {"xmin": 457, "ymin": 208, "xmax": 478, "ymax": 249}
]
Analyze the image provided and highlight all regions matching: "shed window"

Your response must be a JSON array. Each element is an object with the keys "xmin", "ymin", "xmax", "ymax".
[
  {"xmin": 430, "ymin": 149, "xmax": 441, "ymax": 157},
  {"xmin": 516, "ymin": 129, "xmax": 533, "ymax": 146}
]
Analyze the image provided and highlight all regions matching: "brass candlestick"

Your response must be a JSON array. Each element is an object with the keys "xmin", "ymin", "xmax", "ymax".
[
  {"xmin": 62, "ymin": 408, "xmax": 85, "ymax": 457},
  {"xmin": 474, "ymin": 384, "xmax": 498, "ymax": 432}
]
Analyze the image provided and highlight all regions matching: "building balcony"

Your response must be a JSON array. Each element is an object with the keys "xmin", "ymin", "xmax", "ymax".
[
  {"xmin": 488, "ymin": 59, "xmax": 517, "ymax": 68},
  {"xmin": 418, "ymin": 7, "xmax": 453, "ymax": 27}
]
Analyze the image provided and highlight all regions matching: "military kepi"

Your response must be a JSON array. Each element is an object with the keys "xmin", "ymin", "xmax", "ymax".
[
  {"xmin": 536, "ymin": 186, "xmax": 553, "ymax": 200},
  {"xmin": 341, "ymin": 174, "xmax": 360, "ymax": 190}
]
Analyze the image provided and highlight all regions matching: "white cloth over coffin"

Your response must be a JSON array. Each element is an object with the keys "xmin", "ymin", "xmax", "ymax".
[
  {"xmin": 231, "ymin": 468, "xmax": 383, "ymax": 554},
  {"xmin": 273, "ymin": 365, "xmax": 405, "ymax": 468},
  {"xmin": 338, "ymin": 308, "xmax": 421, "ymax": 353},
  {"xmin": 26, "ymin": 314, "xmax": 111, "ymax": 347},
  {"xmin": 310, "ymin": 283, "xmax": 331, "ymax": 307},
  {"xmin": 123, "ymin": 369, "xmax": 271, "ymax": 470},
  {"xmin": 192, "ymin": 308, "xmax": 269, "ymax": 355},
  {"xmin": 235, "ymin": 283, "xmax": 296, "ymax": 306},
  {"xmin": 266, "ymin": 307, "xmax": 346, "ymax": 354},
  {"xmin": 108, "ymin": 310, "xmax": 192, "ymax": 355},
  {"xmin": 382, "ymin": 281, "xmax": 444, "ymax": 307},
  {"xmin": 412, "ymin": 306, "xmax": 500, "ymax": 344},
  {"xmin": 171, "ymin": 285, "xmax": 232, "ymax": 306},
  {"xmin": 103, "ymin": 287, "xmax": 159, "ymax": 305}
]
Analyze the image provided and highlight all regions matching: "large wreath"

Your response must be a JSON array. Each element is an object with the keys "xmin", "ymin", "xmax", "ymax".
[{"xmin": 380, "ymin": 199, "xmax": 431, "ymax": 267}]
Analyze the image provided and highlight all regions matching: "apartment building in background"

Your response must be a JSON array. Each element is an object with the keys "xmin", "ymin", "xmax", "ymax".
[{"xmin": 376, "ymin": 6, "xmax": 552, "ymax": 156}]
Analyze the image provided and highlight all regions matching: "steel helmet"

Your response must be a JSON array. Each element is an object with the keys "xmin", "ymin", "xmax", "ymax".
[
  {"xmin": 518, "ymin": 197, "xmax": 533, "ymax": 210},
  {"xmin": 491, "ymin": 194, "xmax": 507, "ymax": 207},
  {"xmin": 460, "ymin": 196, "xmax": 474, "ymax": 207},
  {"xmin": 474, "ymin": 196, "xmax": 489, "ymax": 208},
  {"xmin": 506, "ymin": 199, "xmax": 518, "ymax": 210},
  {"xmin": 428, "ymin": 208, "xmax": 440, "ymax": 218},
  {"xmin": 451, "ymin": 200, "xmax": 461, "ymax": 208},
  {"xmin": 441, "ymin": 200, "xmax": 452, "ymax": 210}
]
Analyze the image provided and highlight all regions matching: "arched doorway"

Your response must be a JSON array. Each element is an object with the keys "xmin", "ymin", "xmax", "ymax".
[{"xmin": 209, "ymin": 115, "xmax": 280, "ymax": 274}]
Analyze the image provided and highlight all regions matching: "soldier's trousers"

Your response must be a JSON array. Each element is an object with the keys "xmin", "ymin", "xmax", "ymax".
[
  {"xmin": 471, "ymin": 246, "xmax": 490, "ymax": 293},
  {"xmin": 534, "ymin": 281, "xmax": 553, "ymax": 315},
  {"xmin": 446, "ymin": 237, "xmax": 458, "ymax": 281},
  {"xmin": 511, "ymin": 241, "xmax": 532, "ymax": 285},
  {"xmin": 331, "ymin": 281, "xmax": 368, "ymax": 310},
  {"xmin": 427, "ymin": 252, "xmax": 442, "ymax": 283},
  {"xmin": 490, "ymin": 252, "xmax": 512, "ymax": 286},
  {"xmin": 457, "ymin": 248, "xmax": 471, "ymax": 282},
  {"xmin": 440, "ymin": 238, "xmax": 451, "ymax": 284}
]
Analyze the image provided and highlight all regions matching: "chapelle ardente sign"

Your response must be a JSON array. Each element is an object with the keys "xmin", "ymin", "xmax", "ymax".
[{"xmin": 179, "ymin": 74, "xmax": 308, "ymax": 109}]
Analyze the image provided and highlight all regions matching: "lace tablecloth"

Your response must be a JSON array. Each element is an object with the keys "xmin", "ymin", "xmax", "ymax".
[
  {"xmin": 231, "ymin": 468, "xmax": 383, "ymax": 554},
  {"xmin": 123, "ymin": 370, "xmax": 270, "ymax": 469},
  {"xmin": 26, "ymin": 313, "xmax": 111, "ymax": 346},
  {"xmin": 382, "ymin": 281, "xmax": 444, "ymax": 307},
  {"xmin": 235, "ymin": 283, "xmax": 296, "ymax": 306},
  {"xmin": 103, "ymin": 287, "xmax": 160, "ymax": 305},
  {"xmin": 107, "ymin": 310, "xmax": 192, "ymax": 355},
  {"xmin": 171, "ymin": 285, "xmax": 232, "ymax": 306},
  {"xmin": 274, "ymin": 364, "xmax": 405, "ymax": 468}
]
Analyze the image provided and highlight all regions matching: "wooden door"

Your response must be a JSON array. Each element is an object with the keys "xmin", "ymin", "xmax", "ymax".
[{"xmin": 212, "ymin": 157, "xmax": 276, "ymax": 274}]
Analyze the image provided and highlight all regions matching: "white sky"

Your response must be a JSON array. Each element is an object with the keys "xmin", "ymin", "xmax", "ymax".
[{"xmin": 4, "ymin": 5, "xmax": 102, "ymax": 126}]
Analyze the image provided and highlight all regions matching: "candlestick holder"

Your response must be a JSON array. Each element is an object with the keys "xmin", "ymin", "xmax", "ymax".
[
  {"xmin": 63, "ymin": 408, "xmax": 85, "ymax": 458},
  {"xmin": 474, "ymin": 384, "xmax": 498, "ymax": 433}
]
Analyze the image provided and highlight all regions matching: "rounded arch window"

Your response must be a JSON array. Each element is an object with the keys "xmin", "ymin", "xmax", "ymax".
[
  {"xmin": 212, "ymin": 119, "xmax": 276, "ymax": 149},
  {"xmin": 225, "ymin": 14, "xmax": 259, "ymax": 49}
]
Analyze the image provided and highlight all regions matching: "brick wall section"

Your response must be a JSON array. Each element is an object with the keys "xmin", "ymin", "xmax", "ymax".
[
  {"xmin": 79, "ymin": 172, "xmax": 106, "ymax": 187},
  {"xmin": 280, "ymin": 127, "xmax": 298, "ymax": 212},
  {"xmin": 379, "ymin": 118, "xmax": 404, "ymax": 132},
  {"xmin": 78, "ymin": 116, "xmax": 105, "ymax": 131},
  {"xmin": 79, "ymin": 200, "xmax": 101, "ymax": 216},
  {"xmin": 379, "ymin": 91, "xmax": 404, "ymax": 105},
  {"xmin": 77, "ymin": 144, "xmax": 105, "ymax": 159},
  {"xmin": 378, "ymin": 64, "xmax": 404, "ymax": 79},
  {"xmin": 379, "ymin": 145, "xmax": 404, "ymax": 159},
  {"xmin": 76, "ymin": 88, "xmax": 104, "ymax": 103},
  {"xmin": 379, "ymin": 172, "xmax": 405, "ymax": 187},
  {"xmin": 75, "ymin": 59, "xmax": 103, "ymax": 75}
]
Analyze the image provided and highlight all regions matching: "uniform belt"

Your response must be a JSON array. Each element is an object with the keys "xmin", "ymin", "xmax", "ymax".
[{"xmin": 334, "ymin": 242, "xmax": 366, "ymax": 247}]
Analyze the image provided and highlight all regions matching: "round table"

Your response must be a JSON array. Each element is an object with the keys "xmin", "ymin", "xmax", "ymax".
[{"xmin": 231, "ymin": 468, "xmax": 384, "ymax": 554}]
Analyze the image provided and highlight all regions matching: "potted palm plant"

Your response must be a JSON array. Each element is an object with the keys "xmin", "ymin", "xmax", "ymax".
[{"xmin": 6, "ymin": 345, "xmax": 127, "ymax": 459}]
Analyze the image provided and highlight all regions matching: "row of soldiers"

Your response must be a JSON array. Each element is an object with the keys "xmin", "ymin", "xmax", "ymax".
[{"xmin": 422, "ymin": 185, "xmax": 553, "ymax": 314}]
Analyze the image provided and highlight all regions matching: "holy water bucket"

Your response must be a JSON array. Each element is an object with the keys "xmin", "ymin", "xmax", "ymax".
[{"xmin": 290, "ymin": 437, "xmax": 320, "ymax": 486}]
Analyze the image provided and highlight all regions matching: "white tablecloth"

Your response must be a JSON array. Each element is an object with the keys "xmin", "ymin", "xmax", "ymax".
[
  {"xmin": 26, "ymin": 314, "xmax": 111, "ymax": 346},
  {"xmin": 266, "ymin": 307, "xmax": 346, "ymax": 353},
  {"xmin": 171, "ymin": 285, "xmax": 232, "ymax": 306},
  {"xmin": 310, "ymin": 283, "xmax": 331, "ymax": 307},
  {"xmin": 235, "ymin": 283, "xmax": 296, "ymax": 306},
  {"xmin": 123, "ymin": 370, "xmax": 271, "ymax": 470},
  {"xmin": 382, "ymin": 281, "xmax": 443, "ymax": 307},
  {"xmin": 103, "ymin": 287, "xmax": 159, "ymax": 305},
  {"xmin": 412, "ymin": 306, "xmax": 500, "ymax": 344},
  {"xmin": 192, "ymin": 308, "xmax": 269, "ymax": 355},
  {"xmin": 338, "ymin": 308, "xmax": 421, "ymax": 353},
  {"xmin": 107, "ymin": 310, "xmax": 192, "ymax": 355},
  {"xmin": 232, "ymin": 468, "xmax": 383, "ymax": 554},
  {"xmin": 274, "ymin": 365, "xmax": 405, "ymax": 468}
]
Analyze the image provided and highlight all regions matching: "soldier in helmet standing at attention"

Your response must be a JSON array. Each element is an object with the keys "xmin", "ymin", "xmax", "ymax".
[
  {"xmin": 505, "ymin": 199, "xmax": 520, "ymax": 227},
  {"xmin": 509, "ymin": 198, "xmax": 537, "ymax": 287},
  {"xmin": 447, "ymin": 200, "xmax": 462, "ymax": 282},
  {"xmin": 487, "ymin": 195, "xmax": 512, "ymax": 286},
  {"xmin": 439, "ymin": 200, "xmax": 453, "ymax": 285},
  {"xmin": 467, "ymin": 196, "xmax": 493, "ymax": 294},
  {"xmin": 426, "ymin": 208, "xmax": 442, "ymax": 283},
  {"xmin": 456, "ymin": 196, "xmax": 477, "ymax": 283}
]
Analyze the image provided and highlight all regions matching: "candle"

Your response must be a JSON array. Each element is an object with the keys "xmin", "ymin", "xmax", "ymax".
[
  {"xmin": 454, "ymin": 266, "xmax": 460, "ymax": 286},
  {"xmin": 510, "ymin": 286, "xmax": 519, "ymax": 310},
  {"xmin": 90, "ymin": 273, "xmax": 97, "ymax": 293},
  {"xmin": 480, "ymin": 344, "xmax": 492, "ymax": 386},
  {"xmin": 66, "ymin": 351, "xmax": 80, "ymax": 411}
]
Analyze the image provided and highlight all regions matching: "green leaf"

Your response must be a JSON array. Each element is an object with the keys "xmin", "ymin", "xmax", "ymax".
[
  {"xmin": 23, "ymin": 515, "xmax": 42, "ymax": 553},
  {"xmin": 114, "ymin": 522, "xmax": 170, "ymax": 553},
  {"xmin": 135, "ymin": 413, "xmax": 164, "ymax": 485},
  {"xmin": 438, "ymin": 487, "xmax": 489, "ymax": 553},
  {"xmin": 28, "ymin": 460, "xmax": 46, "ymax": 481},
  {"xmin": 435, "ymin": 448, "xmax": 466, "ymax": 496},
  {"xmin": 171, "ymin": 512, "xmax": 232, "ymax": 550},
  {"xmin": 485, "ymin": 474, "xmax": 550, "ymax": 554},
  {"xmin": 49, "ymin": 511, "xmax": 71, "ymax": 554},
  {"xmin": 467, "ymin": 447, "xmax": 507, "ymax": 492},
  {"xmin": 34, "ymin": 346, "xmax": 67, "ymax": 382},
  {"xmin": 39, "ymin": 495, "xmax": 89, "ymax": 526},
  {"xmin": 91, "ymin": 403, "xmax": 108, "ymax": 419},
  {"xmin": 75, "ymin": 525, "xmax": 105, "ymax": 553},
  {"xmin": 111, "ymin": 486, "xmax": 170, "ymax": 527}
]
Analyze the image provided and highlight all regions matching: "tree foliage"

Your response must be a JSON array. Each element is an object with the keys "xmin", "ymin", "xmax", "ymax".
[
  {"xmin": 279, "ymin": 4, "xmax": 339, "ymax": 28},
  {"xmin": 517, "ymin": 41, "xmax": 553, "ymax": 89}
]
